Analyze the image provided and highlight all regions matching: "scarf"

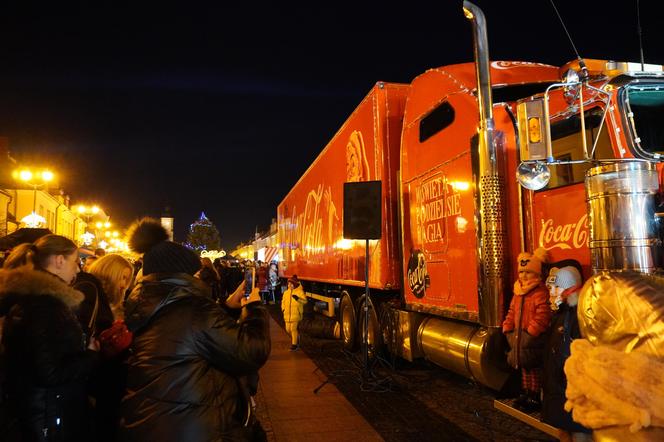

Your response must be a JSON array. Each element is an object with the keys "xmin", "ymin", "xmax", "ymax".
[{"xmin": 513, "ymin": 278, "xmax": 541, "ymax": 296}]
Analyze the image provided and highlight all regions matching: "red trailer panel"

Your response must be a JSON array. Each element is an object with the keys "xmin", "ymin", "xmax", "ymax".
[{"xmin": 278, "ymin": 83, "xmax": 409, "ymax": 290}]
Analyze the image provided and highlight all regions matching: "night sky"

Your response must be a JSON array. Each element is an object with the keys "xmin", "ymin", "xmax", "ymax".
[{"xmin": 1, "ymin": 1, "xmax": 663, "ymax": 248}]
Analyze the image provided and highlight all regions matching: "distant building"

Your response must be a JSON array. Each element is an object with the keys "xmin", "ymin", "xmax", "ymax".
[{"xmin": 0, "ymin": 137, "xmax": 86, "ymax": 242}]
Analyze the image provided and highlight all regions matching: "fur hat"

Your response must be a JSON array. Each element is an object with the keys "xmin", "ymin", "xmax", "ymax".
[
  {"xmin": 127, "ymin": 218, "xmax": 201, "ymax": 276},
  {"xmin": 517, "ymin": 247, "xmax": 549, "ymax": 276},
  {"xmin": 551, "ymin": 266, "xmax": 582, "ymax": 290},
  {"xmin": 288, "ymin": 274, "xmax": 299, "ymax": 286}
]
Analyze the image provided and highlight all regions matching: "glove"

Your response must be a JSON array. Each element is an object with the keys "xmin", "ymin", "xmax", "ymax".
[{"xmin": 291, "ymin": 294, "xmax": 300, "ymax": 301}]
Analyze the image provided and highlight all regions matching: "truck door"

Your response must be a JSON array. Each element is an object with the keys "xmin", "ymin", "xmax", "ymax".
[{"xmin": 401, "ymin": 92, "xmax": 480, "ymax": 320}]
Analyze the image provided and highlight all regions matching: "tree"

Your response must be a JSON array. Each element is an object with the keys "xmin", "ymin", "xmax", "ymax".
[{"xmin": 185, "ymin": 212, "xmax": 221, "ymax": 252}]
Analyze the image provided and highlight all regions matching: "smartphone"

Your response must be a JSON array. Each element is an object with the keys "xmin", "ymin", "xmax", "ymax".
[{"xmin": 244, "ymin": 267, "xmax": 255, "ymax": 298}]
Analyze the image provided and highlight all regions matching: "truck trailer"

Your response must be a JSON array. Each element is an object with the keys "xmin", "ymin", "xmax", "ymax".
[{"xmin": 277, "ymin": 1, "xmax": 664, "ymax": 394}]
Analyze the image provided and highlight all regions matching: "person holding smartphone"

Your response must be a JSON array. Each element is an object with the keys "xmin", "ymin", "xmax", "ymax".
[
  {"xmin": 281, "ymin": 275, "xmax": 307, "ymax": 351},
  {"xmin": 120, "ymin": 218, "xmax": 270, "ymax": 441}
]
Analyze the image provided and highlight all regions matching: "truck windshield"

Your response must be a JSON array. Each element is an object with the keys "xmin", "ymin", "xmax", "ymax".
[{"xmin": 623, "ymin": 84, "xmax": 664, "ymax": 157}]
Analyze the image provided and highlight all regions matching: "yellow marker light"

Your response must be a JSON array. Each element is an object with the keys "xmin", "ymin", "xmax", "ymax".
[{"xmin": 528, "ymin": 117, "xmax": 541, "ymax": 143}]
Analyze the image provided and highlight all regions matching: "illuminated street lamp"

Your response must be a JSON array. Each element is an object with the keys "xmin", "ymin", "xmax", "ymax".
[
  {"xmin": 75, "ymin": 205, "xmax": 105, "ymax": 247},
  {"xmin": 14, "ymin": 168, "xmax": 55, "ymax": 215},
  {"xmin": 76, "ymin": 205, "xmax": 101, "ymax": 222}
]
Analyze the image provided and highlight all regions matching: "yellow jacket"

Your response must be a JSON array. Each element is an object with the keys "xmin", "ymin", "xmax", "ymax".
[{"xmin": 281, "ymin": 284, "xmax": 306, "ymax": 323}]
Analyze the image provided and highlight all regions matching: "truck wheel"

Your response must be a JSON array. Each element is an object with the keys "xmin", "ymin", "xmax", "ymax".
[
  {"xmin": 339, "ymin": 293, "xmax": 357, "ymax": 351},
  {"xmin": 358, "ymin": 296, "xmax": 383, "ymax": 359},
  {"xmin": 379, "ymin": 303, "xmax": 397, "ymax": 358}
]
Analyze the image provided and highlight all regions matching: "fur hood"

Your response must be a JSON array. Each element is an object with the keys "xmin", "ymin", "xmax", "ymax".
[{"xmin": 0, "ymin": 268, "xmax": 84, "ymax": 314}]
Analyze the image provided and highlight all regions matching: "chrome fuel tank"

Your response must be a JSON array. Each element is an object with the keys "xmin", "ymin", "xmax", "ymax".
[
  {"xmin": 586, "ymin": 161, "xmax": 661, "ymax": 272},
  {"xmin": 418, "ymin": 317, "xmax": 509, "ymax": 391}
]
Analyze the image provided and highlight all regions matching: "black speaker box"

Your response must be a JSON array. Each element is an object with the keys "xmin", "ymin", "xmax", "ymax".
[{"xmin": 343, "ymin": 181, "xmax": 382, "ymax": 240}]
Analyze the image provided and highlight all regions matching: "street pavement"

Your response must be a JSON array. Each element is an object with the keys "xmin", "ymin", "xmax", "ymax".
[
  {"xmin": 257, "ymin": 304, "xmax": 556, "ymax": 442},
  {"xmin": 253, "ymin": 307, "xmax": 382, "ymax": 441}
]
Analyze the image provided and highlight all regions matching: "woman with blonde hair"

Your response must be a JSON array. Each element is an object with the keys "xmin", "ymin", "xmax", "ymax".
[
  {"xmin": 86, "ymin": 253, "xmax": 135, "ymax": 442},
  {"xmin": 88, "ymin": 254, "xmax": 134, "ymax": 319}
]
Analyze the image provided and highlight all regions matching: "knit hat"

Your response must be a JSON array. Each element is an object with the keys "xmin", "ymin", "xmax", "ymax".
[
  {"xmin": 517, "ymin": 247, "xmax": 548, "ymax": 276},
  {"xmin": 288, "ymin": 274, "xmax": 299, "ymax": 286},
  {"xmin": 551, "ymin": 266, "xmax": 582, "ymax": 290},
  {"xmin": 127, "ymin": 218, "xmax": 201, "ymax": 276}
]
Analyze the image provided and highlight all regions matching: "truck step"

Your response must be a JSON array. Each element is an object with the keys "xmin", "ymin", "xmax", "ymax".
[{"xmin": 493, "ymin": 398, "xmax": 564, "ymax": 439}]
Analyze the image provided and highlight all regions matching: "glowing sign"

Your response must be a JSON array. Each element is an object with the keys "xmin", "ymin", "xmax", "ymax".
[{"xmin": 200, "ymin": 250, "xmax": 226, "ymax": 260}]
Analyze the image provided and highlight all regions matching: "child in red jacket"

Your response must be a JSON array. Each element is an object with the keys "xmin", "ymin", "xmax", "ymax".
[{"xmin": 503, "ymin": 247, "xmax": 553, "ymax": 412}]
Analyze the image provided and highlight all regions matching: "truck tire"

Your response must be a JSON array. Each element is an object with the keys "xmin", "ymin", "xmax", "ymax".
[
  {"xmin": 379, "ymin": 303, "xmax": 398, "ymax": 358},
  {"xmin": 358, "ymin": 296, "xmax": 383, "ymax": 359},
  {"xmin": 339, "ymin": 293, "xmax": 357, "ymax": 351}
]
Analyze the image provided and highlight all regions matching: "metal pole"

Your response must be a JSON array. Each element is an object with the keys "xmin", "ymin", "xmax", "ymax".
[
  {"xmin": 363, "ymin": 238, "xmax": 370, "ymax": 371},
  {"xmin": 32, "ymin": 186, "xmax": 37, "ymax": 213}
]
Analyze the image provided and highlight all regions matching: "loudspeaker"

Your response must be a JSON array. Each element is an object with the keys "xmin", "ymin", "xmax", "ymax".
[{"xmin": 343, "ymin": 181, "xmax": 382, "ymax": 240}]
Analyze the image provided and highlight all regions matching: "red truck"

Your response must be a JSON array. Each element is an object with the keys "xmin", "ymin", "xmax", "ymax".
[{"xmin": 277, "ymin": 0, "xmax": 663, "ymax": 397}]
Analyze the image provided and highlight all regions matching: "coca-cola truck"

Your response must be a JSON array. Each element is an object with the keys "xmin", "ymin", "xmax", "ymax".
[{"xmin": 277, "ymin": 1, "xmax": 664, "ymax": 393}]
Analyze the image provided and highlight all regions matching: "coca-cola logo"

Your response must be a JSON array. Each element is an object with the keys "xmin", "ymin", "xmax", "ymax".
[
  {"xmin": 491, "ymin": 61, "xmax": 552, "ymax": 69},
  {"xmin": 407, "ymin": 250, "xmax": 429, "ymax": 298},
  {"xmin": 538, "ymin": 214, "xmax": 589, "ymax": 250}
]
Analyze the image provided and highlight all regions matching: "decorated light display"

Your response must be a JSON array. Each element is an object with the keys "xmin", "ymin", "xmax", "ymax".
[
  {"xmin": 20, "ymin": 212, "xmax": 47, "ymax": 228},
  {"xmin": 81, "ymin": 231, "xmax": 95, "ymax": 246},
  {"xmin": 184, "ymin": 212, "xmax": 221, "ymax": 252}
]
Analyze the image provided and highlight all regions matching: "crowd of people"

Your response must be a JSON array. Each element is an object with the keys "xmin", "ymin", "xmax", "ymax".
[
  {"xmin": 0, "ymin": 218, "xmax": 272, "ymax": 441},
  {"xmin": 194, "ymin": 257, "xmax": 281, "ymax": 306}
]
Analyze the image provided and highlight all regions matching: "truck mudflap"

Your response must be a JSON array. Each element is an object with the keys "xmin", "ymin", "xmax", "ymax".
[{"xmin": 418, "ymin": 317, "xmax": 510, "ymax": 391}]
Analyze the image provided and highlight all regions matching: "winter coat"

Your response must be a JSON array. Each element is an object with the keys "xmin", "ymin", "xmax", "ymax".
[
  {"xmin": 73, "ymin": 271, "xmax": 114, "ymax": 337},
  {"xmin": 503, "ymin": 281, "xmax": 551, "ymax": 370},
  {"xmin": 256, "ymin": 266, "xmax": 269, "ymax": 292},
  {"xmin": 72, "ymin": 272, "xmax": 128, "ymax": 442},
  {"xmin": 281, "ymin": 284, "xmax": 306, "ymax": 323},
  {"xmin": 119, "ymin": 272, "xmax": 271, "ymax": 442},
  {"xmin": 0, "ymin": 268, "xmax": 99, "ymax": 442},
  {"xmin": 542, "ymin": 304, "xmax": 590, "ymax": 433}
]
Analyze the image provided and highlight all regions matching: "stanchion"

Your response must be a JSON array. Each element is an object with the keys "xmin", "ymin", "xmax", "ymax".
[{"xmin": 362, "ymin": 238, "xmax": 371, "ymax": 377}]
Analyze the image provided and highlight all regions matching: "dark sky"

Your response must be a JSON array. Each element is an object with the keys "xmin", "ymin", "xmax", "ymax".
[{"xmin": 1, "ymin": 1, "xmax": 663, "ymax": 248}]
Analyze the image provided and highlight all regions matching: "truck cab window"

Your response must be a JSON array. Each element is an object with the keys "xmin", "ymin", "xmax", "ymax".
[
  {"xmin": 542, "ymin": 108, "xmax": 613, "ymax": 190},
  {"xmin": 419, "ymin": 101, "xmax": 455, "ymax": 142},
  {"xmin": 622, "ymin": 84, "xmax": 664, "ymax": 158}
]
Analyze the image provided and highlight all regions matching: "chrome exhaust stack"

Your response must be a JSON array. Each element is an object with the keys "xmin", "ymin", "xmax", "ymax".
[{"xmin": 464, "ymin": 1, "xmax": 507, "ymax": 327}]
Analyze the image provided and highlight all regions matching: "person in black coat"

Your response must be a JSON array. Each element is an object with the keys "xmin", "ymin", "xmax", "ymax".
[
  {"xmin": 119, "ymin": 219, "xmax": 271, "ymax": 441},
  {"xmin": 73, "ymin": 271, "xmax": 114, "ymax": 340},
  {"xmin": 542, "ymin": 266, "xmax": 591, "ymax": 439},
  {"xmin": 0, "ymin": 266, "xmax": 100, "ymax": 442}
]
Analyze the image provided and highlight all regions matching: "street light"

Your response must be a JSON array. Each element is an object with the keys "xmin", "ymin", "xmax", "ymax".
[
  {"xmin": 14, "ymin": 168, "xmax": 55, "ymax": 214},
  {"xmin": 75, "ymin": 205, "xmax": 105, "ymax": 247},
  {"xmin": 76, "ymin": 205, "xmax": 101, "ymax": 221}
]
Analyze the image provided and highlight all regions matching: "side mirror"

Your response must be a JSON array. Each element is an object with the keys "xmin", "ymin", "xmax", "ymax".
[{"xmin": 517, "ymin": 99, "xmax": 551, "ymax": 161}]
